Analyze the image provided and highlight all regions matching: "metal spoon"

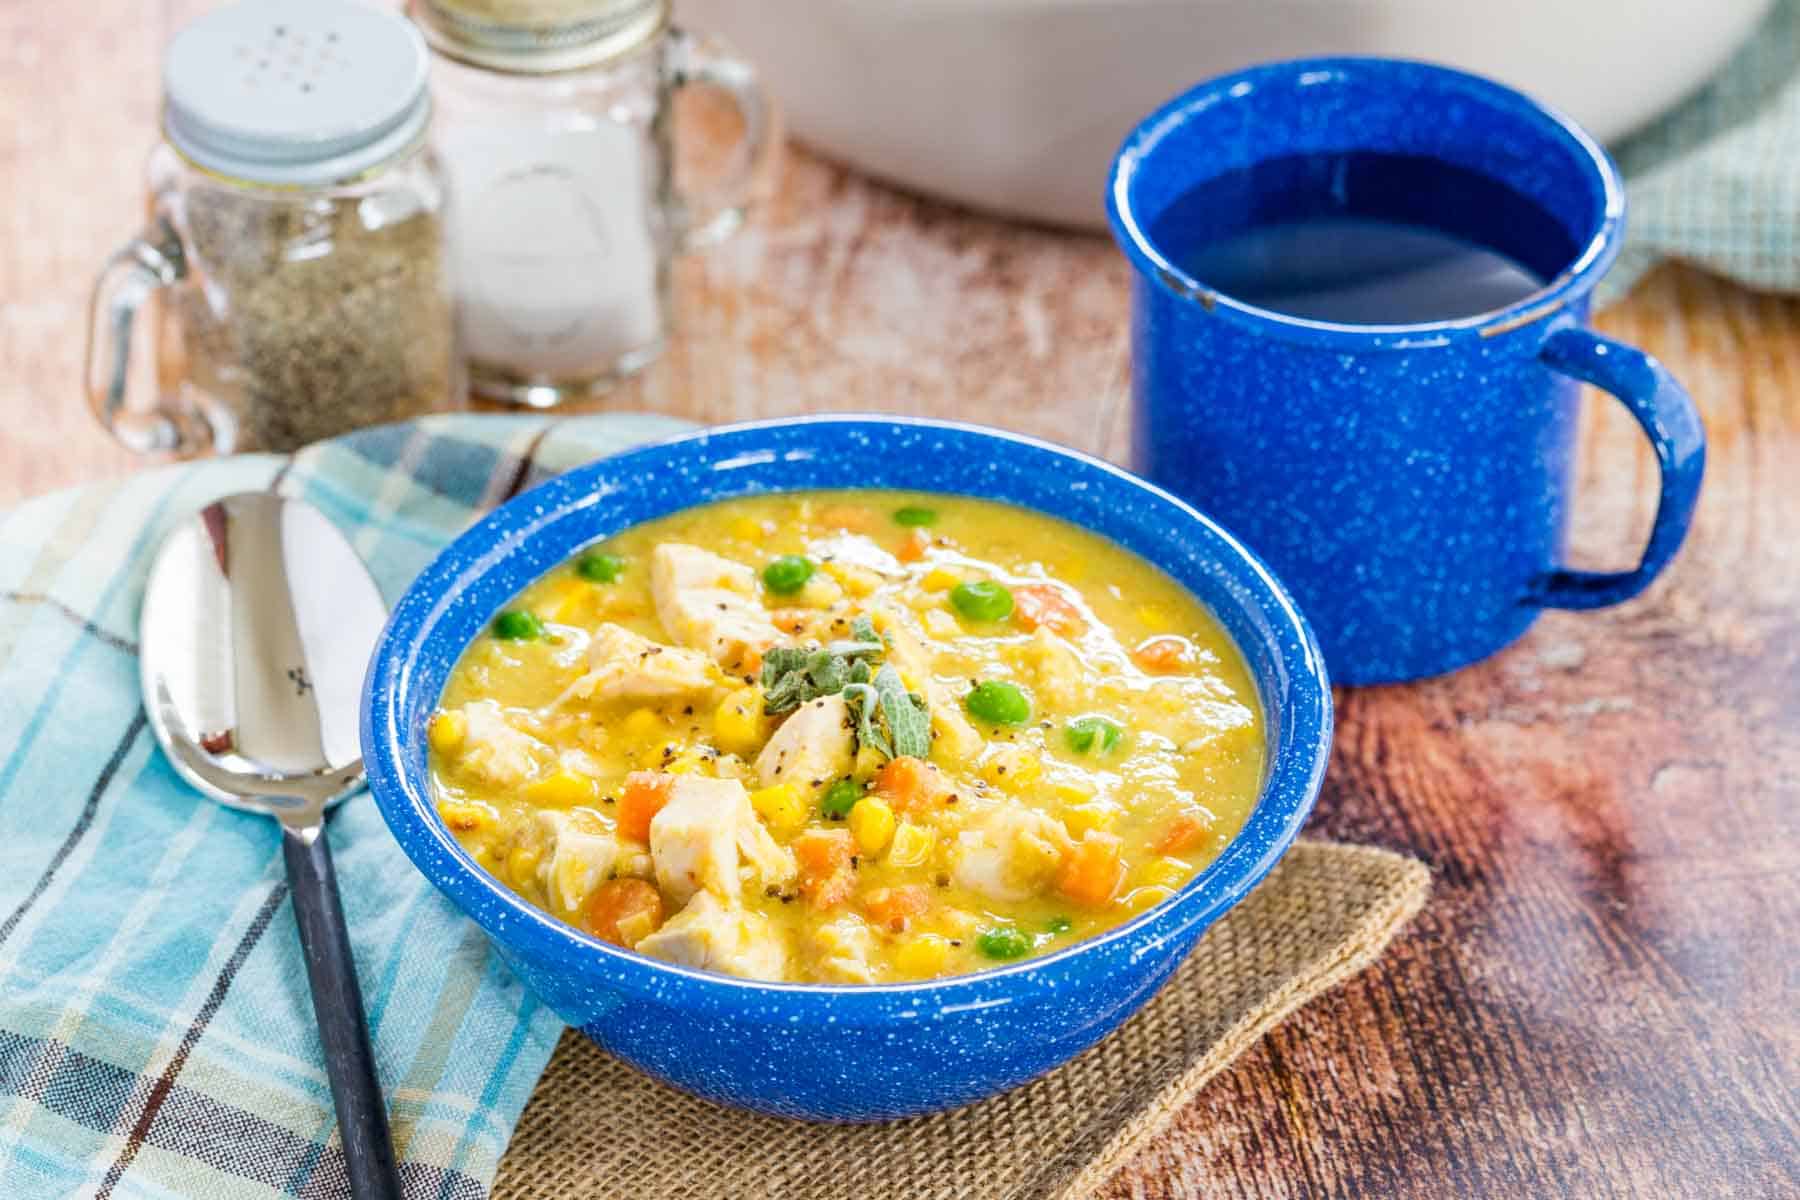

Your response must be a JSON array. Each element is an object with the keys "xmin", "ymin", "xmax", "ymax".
[{"xmin": 139, "ymin": 493, "xmax": 401, "ymax": 1200}]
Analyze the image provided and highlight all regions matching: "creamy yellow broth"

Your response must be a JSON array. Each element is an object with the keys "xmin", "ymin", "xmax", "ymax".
[{"xmin": 428, "ymin": 491, "xmax": 1264, "ymax": 984}]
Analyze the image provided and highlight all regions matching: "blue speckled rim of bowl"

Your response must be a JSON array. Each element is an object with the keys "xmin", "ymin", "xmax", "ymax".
[
  {"xmin": 1106, "ymin": 56, "xmax": 1625, "ymax": 349},
  {"xmin": 361, "ymin": 415, "xmax": 1332, "ymax": 1019}
]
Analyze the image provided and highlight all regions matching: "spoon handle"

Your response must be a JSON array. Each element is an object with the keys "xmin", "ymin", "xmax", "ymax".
[{"xmin": 283, "ymin": 823, "xmax": 404, "ymax": 1200}]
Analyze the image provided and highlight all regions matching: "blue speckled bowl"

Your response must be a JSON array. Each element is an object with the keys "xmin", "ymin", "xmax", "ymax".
[{"xmin": 361, "ymin": 416, "xmax": 1332, "ymax": 1121}]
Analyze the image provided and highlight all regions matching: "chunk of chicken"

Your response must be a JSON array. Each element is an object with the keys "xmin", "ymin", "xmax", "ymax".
[
  {"xmin": 636, "ymin": 891, "xmax": 789, "ymax": 981},
  {"xmin": 650, "ymin": 544, "xmax": 783, "ymax": 672},
  {"xmin": 953, "ymin": 808, "xmax": 1073, "ymax": 902},
  {"xmin": 456, "ymin": 700, "xmax": 550, "ymax": 786},
  {"xmin": 755, "ymin": 694, "xmax": 854, "ymax": 790},
  {"xmin": 555, "ymin": 623, "xmax": 716, "ymax": 707},
  {"xmin": 531, "ymin": 811, "xmax": 620, "ymax": 917},
  {"xmin": 649, "ymin": 776, "xmax": 797, "ymax": 906},
  {"xmin": 808, "ymin": 914, "xmax": 880, "ymax": 984},
  {"xmin": 880, "ymin": 617, "xmax": 983, "ymax": 759}
]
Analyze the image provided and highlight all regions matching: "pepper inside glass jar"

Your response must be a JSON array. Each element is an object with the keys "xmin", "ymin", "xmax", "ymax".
[
  {"xmin": 85, "ymin": 0, "xmax": 462, "ymax": 456},
  {"xmin": 165, "ymin": 152, "xmax": 457, "ymax": 453}
]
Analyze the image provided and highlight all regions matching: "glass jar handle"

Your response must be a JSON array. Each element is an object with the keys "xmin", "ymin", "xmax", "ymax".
[
  {"xmin": 664, "ymin": 27, "xmax": 775, "ymax": 250},
  {"xmin": 84, "ymin": 218, "xmax": 210, "ymax": 455}
]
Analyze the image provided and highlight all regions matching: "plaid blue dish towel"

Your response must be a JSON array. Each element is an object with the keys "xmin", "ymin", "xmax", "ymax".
[
  {"xmin": 1607, "ymin": 0, "xmax": 1800, "ymax": 300},
  {"xmin": 0, "ymin": 413, "xmax": 691, "ymax": 1200}
]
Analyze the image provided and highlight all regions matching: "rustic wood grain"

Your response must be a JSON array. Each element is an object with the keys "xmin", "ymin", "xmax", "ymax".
[{"xmin": 3, "ymin": 8, "xmax": 1798, "ymax": 1197}]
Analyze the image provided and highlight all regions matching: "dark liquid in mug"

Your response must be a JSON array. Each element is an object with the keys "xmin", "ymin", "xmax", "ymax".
[{"xmin": 1148, "ymin": 152, "xmax": 1578, "ymax": 326}]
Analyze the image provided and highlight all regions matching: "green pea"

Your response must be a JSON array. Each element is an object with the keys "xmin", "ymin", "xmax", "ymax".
[
  {"xmin": 762, "ymin": 554, "xmax": 815, "ymax": 595},
  {"xmin": 575, "ymin": 552, "xmax": 625, "ymax": 583},
  {"xmin": 950, "ymin": 580, "xmax": 1014, "ymax": 622},
  {"xmin": 820, "ymin": 779, "xmax": 861, "ymax": 820},
  {"xmin": 492, "ymin": 610, "xmax": 545, "ymax": 641},
  {"xmin": 892, "ymin": 505, "xmax": 938, "ymax": 527},
  {"xmin": 977, "ymin": 926, "xmax": 1031, "ymax": 961},
  {"xmin": 1046, "ymin": 916, "xmax": 1073, "ymax": 935},
  {"xmin": 965, "ymin": 680, "xmax": 1032, "ymax": 726},
  {"xmin": 1065, "ymin": 716, "xmax": 1123, "ymax": 755}
]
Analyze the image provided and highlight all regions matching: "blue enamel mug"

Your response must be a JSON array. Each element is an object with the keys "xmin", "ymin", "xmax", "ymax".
[{"xmin": 1106, "ymin": 58, "xmax": 1705, "ymax": 685}]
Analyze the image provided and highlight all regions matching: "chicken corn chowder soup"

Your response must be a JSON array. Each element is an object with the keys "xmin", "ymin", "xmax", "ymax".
[{"xmin": 428, "ymin": 492, "xmax": 1265, "ymax": 984}]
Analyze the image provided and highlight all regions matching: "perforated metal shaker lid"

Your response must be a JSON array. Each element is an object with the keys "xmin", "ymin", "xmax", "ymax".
[
  {"xmin": 163, "ymin": 0, "xmax": 431, "ymax": 186},
  {"xmin": 411, "ymin": 0, "xmax": 668, "ymax": 74}
]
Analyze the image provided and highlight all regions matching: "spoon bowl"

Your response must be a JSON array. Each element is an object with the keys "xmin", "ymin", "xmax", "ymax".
[
  {"xmin": 141, "ymin": 492, "xmax": 383, "ymax": 820},
  {"xmin": 139, "ymin": 492, "xmax": 401, "ymax": 1199}
]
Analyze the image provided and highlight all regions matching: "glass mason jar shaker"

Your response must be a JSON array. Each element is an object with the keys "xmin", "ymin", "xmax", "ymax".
[
  {"xmin": 86, "ymin": 0, "xmax": 461, "ymax": 457},
  {"xmin": 412, "ymin": 0, "xmax": 773, "ymax": 407}
]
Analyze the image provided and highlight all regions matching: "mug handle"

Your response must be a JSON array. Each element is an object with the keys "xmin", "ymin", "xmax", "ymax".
[
  {"xmin": 664, "ymin": 27, "xmax": 775, "ymax": 250},
  {"xmin": 84, "ymin": 218, "xmax": 211, "ymax": 455},
  {"xmin": 1529, "ymin": 326, "xmax": 1706, "ymax": 610}
]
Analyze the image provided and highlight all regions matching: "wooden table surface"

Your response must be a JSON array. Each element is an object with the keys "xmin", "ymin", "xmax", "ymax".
[{"xmin": 5, "ymin": 2, "xmax": 1799, "ymax": 1196}]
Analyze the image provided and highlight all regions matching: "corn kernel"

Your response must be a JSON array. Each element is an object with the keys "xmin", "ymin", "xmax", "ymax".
[
  {"xmin": 886, "ymin": 821, "xmax": 935, "ymax": 868},
  {"xmin": 427, "ymin": 709, "xmax": 466, "ymax": 755},
  {"xmin": 713, "ymin": 687, "xmax": 766, "ymax": 756},
  {"xmin": 619, "ymin": 707, "xmax": 662, "ymax": 741},
  {"xmin": 507, "ymin": 846, "xmax": 541, "ymax": 888},
  {"xmin": 545, "ymin": 580, "xmax": 591, "ymax": 624},
  {"xmin": 921, "ymin": 567, "xmax": 960, "ymax": 593},
  {"xmin": 637, "ymin": 739, "xmax": 686, "ymax": 770},
  {"xmin": 525, "ymin": 768, "xmax": 600, "ymax": 808},
  {"xmin": 895, "ymin": 933, "xmax": 951, "ymax": 977},
  {"xmin": 981, "ymin": 746, "xmax": 1042, "ymax": 791},
  {"xmin": 730, "ymin": 515, "xmax": 766, "ymax": 542},
  {"xmin": 1138, "ymin": 856, "xmax": 1192, "ymax": 890},
  {"xmin": 923, "ymin": 609, "xmax": 959, "ymax": 639},
  {"xmin": 1047, "ymin": 776, "xmax": 1098, "ymax": 805},
  {"xmin": 1124, "ymin": 885, "xmax": 1176, "ymax": 914},
  {"xmin": 834, "ymin": 565, "xmax": 880, "ymax": 598},
  {"xmin": 798, "ymin": 573, "xmax": 845, "ymax": 608},
  {"xmin": 437, "ymin": 801, "xmax": 487, "ymax": 833},
  {"xmin": 665, "ymin": 750, "xmax": 708, "ymax": 776},
  {"xmin": 849, "ymin": 797, "xmax": 896, "ymax": 853},
  {"xmin": 1061, "ymin": 802, "xmax": 1118, "ymax": 838},
  {"xmin": 750, "ymin": 782, "xmax": 808, "ymax": 833}
]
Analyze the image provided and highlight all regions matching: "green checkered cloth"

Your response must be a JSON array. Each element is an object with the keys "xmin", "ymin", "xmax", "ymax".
[
  {"xmin": 1606, "ymin": 0, "xmax": 1800, "ymax": 301},
  {"xmin": 0, "ymin": 414, "xmax": 689, "ymax": 1199}
]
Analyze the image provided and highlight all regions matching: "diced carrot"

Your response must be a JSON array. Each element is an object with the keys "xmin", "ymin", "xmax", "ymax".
[
  {"xmin": 1013, "ymin": 584, "xmax": 1084, "ymax": 634},
  {"xmin": 1153, "ymin": 812, "xmax": 1210, "ymax": 855},
  {"xmin": 817, "ymin": 505, "xmax": 875, "ymax": 532},
  {"xmin": 769, "ymin": 608, "xmax": 813, "ymax": 635},
  {"xmin": 895, "ymin": 528, "xmax": 930, "ymax": 563},
  {"xmin": 583, "ymin": 878, "xmax": 664, "ymax": 948},
  {"xmin": 1133, "ymin": 635, "xmax": 1195, "ymax": 674},
  {"xmin": 873, "ymin": 755, "xmax": 950, "ymax": 813},
  {"xmin": 616, "ymin": 771, "xmax": 674, "ymax": 842},
  {"xmin": 794, "ymin": 828, "xmax": 855, "ymax": 875},
  {"xmin": 1057, "ymin": 832, "xmax": 1126, "ymax": 907},
  {"xmin": 862, "ymin": 884, "xmax": 931, "ymax": 933},
  {"xmin": 794, "ymin": 828, "xmax": 857, "ymax": 910}
]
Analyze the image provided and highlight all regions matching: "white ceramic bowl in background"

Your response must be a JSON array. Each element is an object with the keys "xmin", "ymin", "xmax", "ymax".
[{"xmin": 676, "ymin": 0, "xmax": 1773, "ymax": 229}]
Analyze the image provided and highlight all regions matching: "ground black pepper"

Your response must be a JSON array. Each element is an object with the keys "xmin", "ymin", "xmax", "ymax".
[{"xmin": 176, "ymin": 179, "xmax": 456, "ymax": 452}]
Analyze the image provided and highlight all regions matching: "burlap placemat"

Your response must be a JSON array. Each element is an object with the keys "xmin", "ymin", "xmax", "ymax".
[{"xmin": 492, "ymin": 840, "xmax": 1429, "ymax": 1200}]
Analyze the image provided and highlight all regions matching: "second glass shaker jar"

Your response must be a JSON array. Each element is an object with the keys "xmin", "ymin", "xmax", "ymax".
[{"xmin": 414, "ymin": 0, "xmax": 773, "ymax": 407}]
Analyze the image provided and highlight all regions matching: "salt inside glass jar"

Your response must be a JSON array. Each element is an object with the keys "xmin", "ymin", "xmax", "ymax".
[{"xmin": 413, "ymin": 0, "xmax": 772, "ymax": 406}]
